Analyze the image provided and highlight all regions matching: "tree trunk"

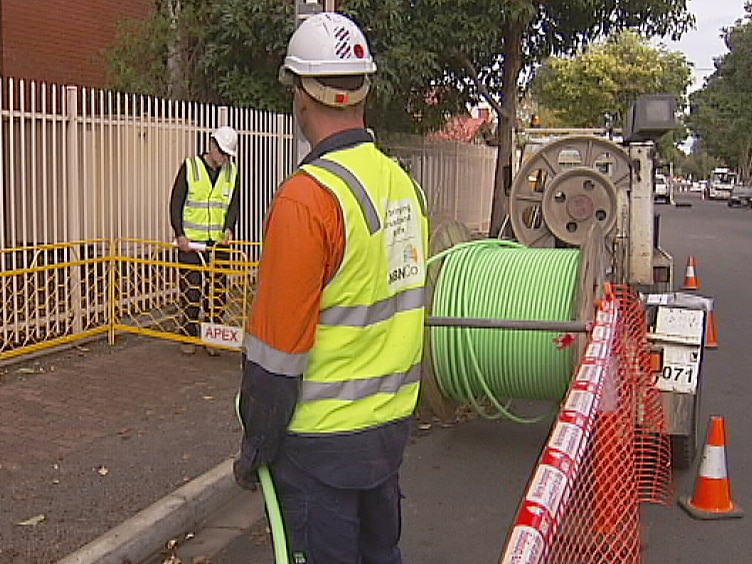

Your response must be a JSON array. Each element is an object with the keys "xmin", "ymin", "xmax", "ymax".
[
  {"xmin": 488, "ymin": 22, "xmax": 524, "ymax": 238},
  {"xmin": 165, "ymin": 1, "xmax": 185, "ymax": 100}
]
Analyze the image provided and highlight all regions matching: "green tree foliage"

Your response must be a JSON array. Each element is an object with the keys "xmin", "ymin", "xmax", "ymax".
[
  {"xmin": 530, "ymin": 31, "xmax": 692, "ymax": 128},
  {"xmin": 103, "ymin": 16, "xmax": 172, "ymax": 96},
  {"xmin": 342, "ymin": 1, "xmax": 693, "ymax": 233},
  {"xmin": 687, "ymin": 3, "xmax": 752, "ymax": 179},
  {"xmin": 103, "ymin": 0, "xmax": 214, "ymax": 100},
  {"xmin": 107, "ymin": 1, "xmax": 693, "ymax": 128},
  {"xmin": 105, "ymin": 1, "xmax": 693, "ymax": 233},
  {"xmin": 203, "ymin": 0, "xmax": 296, "ymax": 112},
  {"xmin": 679, "ymin": 147, "xmax": 719, "ymax": 181},
  {"xmin": 105, "ymin": 1, "xmax": 304, "ymax": 111}
]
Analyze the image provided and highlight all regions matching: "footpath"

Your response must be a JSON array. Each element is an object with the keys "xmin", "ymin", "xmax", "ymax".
[{"xmin": 0, "ymin": 335, "xmax": 252, "ymax": 564}]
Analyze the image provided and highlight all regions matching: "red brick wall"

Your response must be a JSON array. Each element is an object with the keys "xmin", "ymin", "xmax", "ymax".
[{"xmin": 1, "ymin": 0, "xmax": 153, "ymax": 88}]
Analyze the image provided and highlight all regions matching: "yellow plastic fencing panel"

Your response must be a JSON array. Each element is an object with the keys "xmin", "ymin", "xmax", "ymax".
[
  {"xmin": 112, "ymin": 239, "xmax": 259, "ymax": 350},
  {"xmin": 0, "ymin": 240, "xmax": 110, "ymax": 360},
  {"xmin": 112, "ymin": 238, "xmax": 180, "ymax": 338},
  {"xmin": 223, "ymin": 240, "xmax": 262, "ymax": 329}
]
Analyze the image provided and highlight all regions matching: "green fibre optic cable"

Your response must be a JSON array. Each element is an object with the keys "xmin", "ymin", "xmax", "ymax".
[
  {"xmin": 257, "ymin": 465, "xmax": 289, "ymax": 564},
  {"xmin": 235, "ymin": 395, "xmax": 289, "ymax": 564},
  {"xmin": 427, "ymin": 239, "xmax": 580, "ymax": 422}
]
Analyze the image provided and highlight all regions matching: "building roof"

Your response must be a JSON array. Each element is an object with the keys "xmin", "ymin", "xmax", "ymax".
[{"xmin": 430, "ymin": 108, "xmax": 493, "ymax": 143}]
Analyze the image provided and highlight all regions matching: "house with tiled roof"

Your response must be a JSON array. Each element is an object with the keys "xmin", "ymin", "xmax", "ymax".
[{"xmin": 431, "ymin": 107, "xmax": 495, "ymax": 144}]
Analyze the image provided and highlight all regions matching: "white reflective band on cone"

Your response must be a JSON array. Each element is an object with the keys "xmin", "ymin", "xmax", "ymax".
[{"xmin": 697, "ymin": 445, "xmax": 728, "ymax": 480}]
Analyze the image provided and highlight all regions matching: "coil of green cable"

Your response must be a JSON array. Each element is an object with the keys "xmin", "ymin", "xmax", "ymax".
[{"xmin": 429, "ymin": 240, "xmax": 581, "ymax": 420}]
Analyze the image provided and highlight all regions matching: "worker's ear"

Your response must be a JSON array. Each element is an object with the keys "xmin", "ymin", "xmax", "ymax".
[{"xmin": 294, "ymin": 84, "xmax": 311, "ymax": 109}]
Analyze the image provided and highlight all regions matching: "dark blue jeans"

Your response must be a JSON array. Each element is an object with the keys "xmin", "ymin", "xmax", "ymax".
[{"xmin": 272, "ymin": 452, "xmax": 403, "ymax": 564}]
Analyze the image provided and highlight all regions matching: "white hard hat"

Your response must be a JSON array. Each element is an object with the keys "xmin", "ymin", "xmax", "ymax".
[
  {"xmin": 279, "ymin": 12, "xmax": 376, "ymax": 85},
  {"xmin": 211, "ymin": 126, "xmax": 237, "ymax": 157}
]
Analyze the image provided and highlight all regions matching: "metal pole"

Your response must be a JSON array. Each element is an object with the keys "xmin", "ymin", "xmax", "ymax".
[
  {"xmin": 218, "ymin": 106, "xmax": 229, "ymax": 127},
  {"xmin": 426, "ymin": 316, "xmax": 590, "ymax": 333},
  {"xmin": 65, "ymin": 86, "xmax": 83, "ymax": 334},
  {"xmin": 292, "ymin": 1, "xmax": 324, "ymax": 164}
]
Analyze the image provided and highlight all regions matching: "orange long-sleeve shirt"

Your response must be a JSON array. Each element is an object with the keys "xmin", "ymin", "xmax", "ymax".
[{"xmin": 248, "ymin": 171, "xmax": 344, "ymax": 356}]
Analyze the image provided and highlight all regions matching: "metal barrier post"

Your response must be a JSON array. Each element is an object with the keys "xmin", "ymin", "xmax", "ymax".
[
  {"xmin": 108, "ymin": 239, "xmax": 116, "ymax": 345},
  {"xmin": 65, "ymin": 86, "xmax": 83, "ymax": 334}
]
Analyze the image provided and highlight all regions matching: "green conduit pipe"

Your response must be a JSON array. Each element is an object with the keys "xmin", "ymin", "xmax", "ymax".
[
  {"xmin": 235, "ymin": 394, "xmax": 289, "ymax": 564},
  {"xmin": 427, "ymin": 240, "xmax": 581, "ymax": 423},
  {"xmin": 257, "ymin": 466, "xmax": 289, "ymax": 564}
]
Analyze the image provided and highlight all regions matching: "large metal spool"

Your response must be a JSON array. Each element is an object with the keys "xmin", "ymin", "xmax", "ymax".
[
  {"xmin": 509, "ymin": 135, "xmax": 630, "ymax": 358},
  {"xmin": 509, "ymin": 135, "xmax": 631, "ymax": 249}
]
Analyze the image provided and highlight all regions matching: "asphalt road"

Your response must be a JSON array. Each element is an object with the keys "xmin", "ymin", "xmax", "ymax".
[
  {"xmin": 640, "ymin": 191, "xmax": 752, "ymax": 563},
  {"xmin": 169, "ymin": 191, "xmax": 752, "ymax": 564}
]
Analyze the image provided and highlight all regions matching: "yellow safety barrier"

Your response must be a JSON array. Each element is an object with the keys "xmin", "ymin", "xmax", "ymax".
[{"xmin": 0, "ymin": 239, "xmax": 260, "ymax": 362}]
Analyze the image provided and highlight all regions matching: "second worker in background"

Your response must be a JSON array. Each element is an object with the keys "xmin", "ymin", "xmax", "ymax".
[{"xmin": 169, "ymin": 126, "xmax": 240, "ymax": 356}]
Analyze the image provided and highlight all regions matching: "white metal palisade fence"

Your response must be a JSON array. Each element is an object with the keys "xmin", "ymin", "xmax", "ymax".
[
  {"xmin": 0, "ymin": 77, "xmax": 294, "ymax": 250},
  {"xmin": 1, "ymin": 76, "xmax": 495, "ymax": 254},
  {"xmin": 0, "ymin": 76, "xmax": 495, "ymax": 356}
]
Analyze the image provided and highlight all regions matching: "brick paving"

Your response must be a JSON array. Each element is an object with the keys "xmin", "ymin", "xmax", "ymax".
[{"xmin": 0, "ymin": 336, "xmax": 243, "ymax": 563}]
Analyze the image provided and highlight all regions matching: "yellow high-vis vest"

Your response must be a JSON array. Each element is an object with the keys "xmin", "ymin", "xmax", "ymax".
[
  {"xmin": 289, "ymin": 142, "xmax": 429, "ymax": 435},
  {"xmin": 182, "ymin": 157, "xmax": 237, "ymax": 242}
]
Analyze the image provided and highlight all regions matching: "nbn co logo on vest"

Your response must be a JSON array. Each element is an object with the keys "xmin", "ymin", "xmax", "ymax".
[{"xmin": 389, "ymin": 244, "xmax": 420, "ymax": 284}]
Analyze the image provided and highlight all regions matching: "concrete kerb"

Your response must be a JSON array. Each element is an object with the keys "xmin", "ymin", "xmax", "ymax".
[{"xmin": 57, "ymin": 458, "xmax": 240, "ymax": 564}]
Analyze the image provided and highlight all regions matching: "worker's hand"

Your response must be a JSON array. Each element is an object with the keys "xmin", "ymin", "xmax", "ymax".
[
  {"xmin": 233, "ymin": 455, "xmax": 259, "ymax": 491},
  {"xmin": 222, "ymin": 229, "xmax": 234, "ymax": 245},
  {"xmin": 176, "ymin": 235, "xmax": 192, "ymax": 252}
]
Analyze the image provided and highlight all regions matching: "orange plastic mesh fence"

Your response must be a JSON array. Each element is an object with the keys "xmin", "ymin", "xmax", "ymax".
[{"xmin": 500, "ymin": 285, "xmax": 672, "ymax": 564}]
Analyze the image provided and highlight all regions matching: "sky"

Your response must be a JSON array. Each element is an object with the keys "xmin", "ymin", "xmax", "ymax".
[{"xmin": 655, "ymin": 0, "xmax": 748, "ymax": 91}]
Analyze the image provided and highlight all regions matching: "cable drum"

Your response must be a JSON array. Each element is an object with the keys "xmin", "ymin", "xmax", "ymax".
[
  {"xmin": 429, "ymin": 240, "xmax": 582, "ymax": 420},
  {"xmin": 419, "ymin": 218, "xmax": 474, "ymax": 423}
]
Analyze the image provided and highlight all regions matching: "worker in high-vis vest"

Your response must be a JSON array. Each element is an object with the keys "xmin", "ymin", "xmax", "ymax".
[
  {"xmin": 169, "ymin": 126, "xmax": 239, "ymax": 356},
  {"xmin": 234, "ymin": 12, "xmax": 428, "ymax": 564}
]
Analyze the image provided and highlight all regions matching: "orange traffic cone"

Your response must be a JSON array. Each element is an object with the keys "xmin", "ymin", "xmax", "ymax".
[
  {"xmin": 683, "ymin": 256, "xmax": 700, "ymax": 290},
  {"xmin": 679, "ymin": 416, "xmax": 743, "ymax": 519},
  {"xmin": 705, "ymin": 307, "xmax": 718, "ymax": 348}
]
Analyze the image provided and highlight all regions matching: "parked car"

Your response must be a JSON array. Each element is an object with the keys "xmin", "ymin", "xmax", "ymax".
[
  {"xmin": 654, "ymin": 173, "xmax": 670, "ymax": 204},
  {"xmin": 727, "ymin": 184, "xmax": 752, "ymax": 207}
]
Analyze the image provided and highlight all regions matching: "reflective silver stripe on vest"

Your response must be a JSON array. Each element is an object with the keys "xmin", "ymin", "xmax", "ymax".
[
  {"xmin": 299, "ymin": 363, "xmax": 421, "ymax": 402},
  {"xmin": 184, "ymin": 200, "xmax": 228, "ymax": 209},
  {"xmin": 184, "ymin": 200, "xmax": 229, "ymax": 210},
  {"xmin": 243, "ymin": 334, "xmax": 309, "ymax": 376},
  {"xmin": 411, "ymin": 180, "xmax": 428, "ymax": 217},
  {"xmin": 188, "ymin": 157, "xmax": 235, "ymax": 183},
  {"xmin": 183, "ymin": 220, "xmax": 226, "ymax": 232},
  {"xmin": 309, "ymin": 158, "xmax": 381, "ymax": 235},
  {"xmin": 319, "ymin": 287, "xmax": 425, "ymax": 327},
  {"xmin": 187, "ymin": 158, "xmax": 202, "ymax": 182}
]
